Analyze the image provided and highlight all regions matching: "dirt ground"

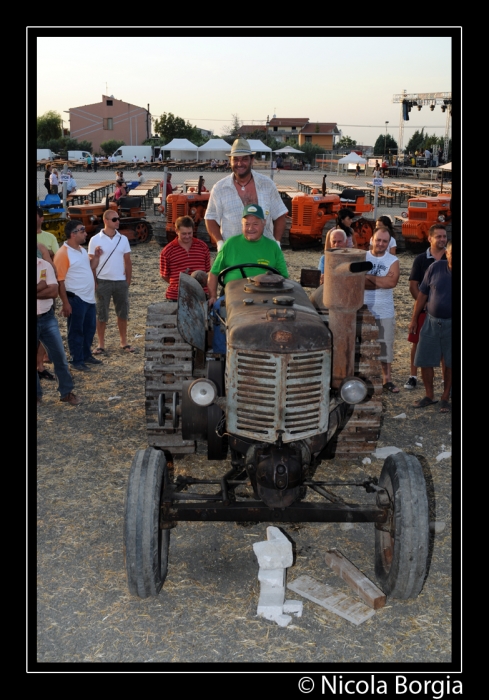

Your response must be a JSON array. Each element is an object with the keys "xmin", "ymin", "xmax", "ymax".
[{"xmin": 35, "ymin": 216, "xmax": 455, "ymax": 668}]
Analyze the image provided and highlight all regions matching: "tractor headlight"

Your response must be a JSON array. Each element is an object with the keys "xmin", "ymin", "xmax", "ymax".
[
  {"xmin": 339, "ymin": 377, "xmax": 368, "ymax": 404},
  {"xmin": 188, "ymin": 378, "xmax": 217, "ymax": 407}
]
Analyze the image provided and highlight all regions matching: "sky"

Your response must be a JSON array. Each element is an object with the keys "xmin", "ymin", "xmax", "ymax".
[{"xmin": 36, "ymin": 34, "xmax": 454, "ymax": 148}]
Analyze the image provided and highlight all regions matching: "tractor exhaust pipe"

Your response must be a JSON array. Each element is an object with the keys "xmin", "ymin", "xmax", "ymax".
[{"xmin": 322, "ymin": 249, "xmax": 372, "ymax": 389}]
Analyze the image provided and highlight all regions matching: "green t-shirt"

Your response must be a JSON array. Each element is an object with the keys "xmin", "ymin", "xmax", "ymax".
[
  {"xmin": 210, "ymin": 234, "xmax": 289, "ymax": 284},
  {"xmin": 37, "ymin": 230, "xmax": 59, "ymax": 254}
]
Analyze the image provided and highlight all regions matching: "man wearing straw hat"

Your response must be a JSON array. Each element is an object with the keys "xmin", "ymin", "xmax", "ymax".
[{"xmin": 205, "ymin": 137, "xmax": 287, "ymax": 251}]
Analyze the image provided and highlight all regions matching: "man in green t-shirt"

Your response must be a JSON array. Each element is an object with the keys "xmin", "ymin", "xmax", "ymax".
[{"xmin": 207, "ymin": 203, "xmax": 288, "ymax": 307}]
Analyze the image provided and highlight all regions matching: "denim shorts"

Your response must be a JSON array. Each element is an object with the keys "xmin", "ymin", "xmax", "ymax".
[
  {"xmin": 95, "ymin": 279, "xmax": 129, "ymax": 322},
  {"xmin": 414, "ymin": 314, "xmax": 451, "ymax": 368}
]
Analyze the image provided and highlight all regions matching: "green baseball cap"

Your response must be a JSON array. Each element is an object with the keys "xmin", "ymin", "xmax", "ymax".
[{"xmin": 242, "ymin": 203, "xmax": 265, "ymax": 220}]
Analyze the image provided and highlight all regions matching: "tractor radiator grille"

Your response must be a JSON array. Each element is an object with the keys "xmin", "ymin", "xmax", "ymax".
[
  {"xmin": 226, "ymin": 350, "xmax": 329, "ymax": 442},
  {"xmin": 409, "ymin": 211, "xmax": 427, "ymax": 220}
]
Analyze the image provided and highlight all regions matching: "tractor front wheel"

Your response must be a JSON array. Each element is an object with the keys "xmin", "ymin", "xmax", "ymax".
[
  {"xmin": 124, "ymin": 448, "xmax": 171, "ymax": 597},
  {"xmin": 375, "ymin": 452, "xmax": 429, "ymax": 599}
]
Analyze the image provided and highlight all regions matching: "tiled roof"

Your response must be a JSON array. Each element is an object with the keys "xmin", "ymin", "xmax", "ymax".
[
  {"xmin": 269, "ymin": 118, "xmax": 309, "ymax": 127},
  {"xmin": 300, "ymin": 122, "xmax": 340, "ymax": 134}
]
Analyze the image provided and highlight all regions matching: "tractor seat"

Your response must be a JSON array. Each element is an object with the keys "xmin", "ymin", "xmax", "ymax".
[
  {"xmin": 118, "ymin": 196, "xmax": 141, "ymax": 209},
  {"xmin": 340, "ymin": 188, "xmax": 364, "ymax": 203}
]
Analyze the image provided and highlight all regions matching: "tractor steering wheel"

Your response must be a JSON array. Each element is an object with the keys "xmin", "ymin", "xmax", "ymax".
[{"xmin": 217, "ymin": 263, "xmax": 280, "ymax": 288}]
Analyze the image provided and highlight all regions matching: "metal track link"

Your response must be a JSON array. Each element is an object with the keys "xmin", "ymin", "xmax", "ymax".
[{"xmin": 145, "ymin": 302, "xmax": 197, "ymax": 455}]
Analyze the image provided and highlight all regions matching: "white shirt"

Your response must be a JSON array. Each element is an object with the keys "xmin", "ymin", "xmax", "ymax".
[
  {"xmin": 88, "ymin": 231, "xmax": 131, "ymax": 280},
  {"xmin": 37, "ymin": 258, "xmax": 57, "ymax": 314},
  {"xmin": 364, "ymin": 250, "xmax": 398, "ymax": 319},
  {"xmin": 204, "ymin": 170, "xmax": 287, "ymax": 241}
]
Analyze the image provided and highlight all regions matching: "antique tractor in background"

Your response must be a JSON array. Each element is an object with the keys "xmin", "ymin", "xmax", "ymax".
[
  {"xmin": 67, "ymin": 196, "xmax": 153, "ymax": 245},
  {"xmin": 124, "ymin": 249, "xmax": 430, "ymax": 602},
  {"xmin": 401, "ymin": 194, "xmax": 451, "ymax": 246}
]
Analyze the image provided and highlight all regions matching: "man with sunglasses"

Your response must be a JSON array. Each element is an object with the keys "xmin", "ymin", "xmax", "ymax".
[
  {"xmin": 204, "ymin": 137, "xmax": 287, "ymax": 252},
  {"xmin": 88, "ymin": 209, "xmax": 134, "ymax": 354},
  {"xmin": 54, "ymin": 220, "xmax": 103, "ymax": 371}
]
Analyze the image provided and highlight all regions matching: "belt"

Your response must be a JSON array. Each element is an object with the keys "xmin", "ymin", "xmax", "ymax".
[{"xmin": 66, "ymin": 291, "xmax": 76, "ymax": 297}]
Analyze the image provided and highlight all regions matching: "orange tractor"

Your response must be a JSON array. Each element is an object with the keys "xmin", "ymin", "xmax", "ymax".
[
  {"xmin": 163, "ymin": 176, "xmax": 212, "ymax": 247},
  {"xmin": 66, "ymin": 196, "xmax": 153, "ymax": 245},
  {"xmin": 290, "ymin": 182, "xmax": 375, "ymax": 249},
  {"xmin": 400, "ymin": 194, "xmax": 451, "ymax": 245}
]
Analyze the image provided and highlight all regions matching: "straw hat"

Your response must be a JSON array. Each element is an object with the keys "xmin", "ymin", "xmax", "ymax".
[{"xmin": 226, "ymin": 137, "xmax": 256, "ymax": 157}]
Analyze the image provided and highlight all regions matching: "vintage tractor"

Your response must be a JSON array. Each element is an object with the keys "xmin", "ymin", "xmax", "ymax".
[
  {"xmin": 401, "ymin": 194, "xmax": 451, "ymax": 246},
  {"xmin": 66, "ymin": 196, "xmax": 153, "ymax": 245},
  {"xmin": 290, "ymin": 184, "xmax": 374, "ymax": 249},
  {"xmin": 163, "ymin": 176, "xmax": 212, "ymax": 247},
  {"xmin": 124, "ymin": 249, "xmax": 430, "ymax": 601}
]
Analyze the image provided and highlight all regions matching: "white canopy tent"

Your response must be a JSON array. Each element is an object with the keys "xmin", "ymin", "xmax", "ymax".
[
  {"xmin": 337, "ymin": 151, "xmax": 367, "ymax": 173},
  {"xmin": 198, "ymin": 138, "xmax": 232, "ymax": 160},
  {"xmin": 248, "ymin": 140, "xmax": 272, "ymax": 155},
  {"xmin": 159, "ymin": 138, "xmax": 198, "ymax": 161},
  {"xmin": 273, "ymin": 145, "xmax": 304, "ymax": 154},
  {"xmin": 438, "ymin": 162, "xmax": 452, "ymax": 171}
]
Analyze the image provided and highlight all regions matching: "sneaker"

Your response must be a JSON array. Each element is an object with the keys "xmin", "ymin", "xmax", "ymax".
[
  {"xmin": 71, "ymin": 362, "xmax": 91, "ymax": 371},
  {"xmin": 404, "ymin": 376, "xmax": 417, "ymax": 389},
  {"xmin": 60, "ymin": 392, "xmax": 82, "ymax": 405},
  {"xmin": 84, "ymin": 356, "xmax": 103, "ymax": 365}
]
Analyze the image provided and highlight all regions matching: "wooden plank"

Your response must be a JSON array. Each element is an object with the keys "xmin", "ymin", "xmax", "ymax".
[
  {"xmin": 287, "ymin": 575, "xmax": 375, "ymax": 625},
  {"xmin": 324, "ymin": 550, "xmax": 386, "ymax": 609}
]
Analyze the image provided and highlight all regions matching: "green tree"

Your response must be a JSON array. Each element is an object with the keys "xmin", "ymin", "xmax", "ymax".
[
  {"xmin": 37, "ymin": 110, "xmax": 63, "ymax": 144},
  {"xmin": 337, "ymin": 135, "xmax": 357, "ymax": 148},
  {"xmin": 405, "ymin": 129, "xmax": 425, "ymax": 154},
  {"xmin": 291, "ymin": 141, "xmax": 326, "ymax": 165},
  {"xmin": 373, "ymin": 133, "xmax": 398, "ymax": 157},
  {"xmin": 153, "ymin": 112, "xmax": 202, "ymax": 144},
  {"xmin": 100, "ymin": 139, "xmax": 125, "ymax": 156}
]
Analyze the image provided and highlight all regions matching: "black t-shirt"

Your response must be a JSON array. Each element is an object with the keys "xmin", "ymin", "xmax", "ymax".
[{"xmin": 409, "ymin": 249, "xmax": 447, "ymax": 284}]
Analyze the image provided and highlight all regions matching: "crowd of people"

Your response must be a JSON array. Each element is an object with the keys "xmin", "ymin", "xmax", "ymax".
[{"xmin": 37, "ymin": 137, "xmax": 452, "ymax": 413}]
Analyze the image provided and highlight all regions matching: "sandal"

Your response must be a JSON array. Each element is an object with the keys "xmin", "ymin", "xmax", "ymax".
[
  {"xmin": 93, "ymin": 347, "xmax": 106, "ymax": 355},
  {"xmin": 120, "ymin": 345, "xmax": 136, "ymax": 353},
  {"xmin": 413, "ymin": 397, "xmax": 438, "ymax": 408},
  {"xmin": 383, "ymin": 382, "xmax": 399, "ymax": 393},
  {"xmin": 439, "ymin": 400, "xmax": 451, "ymax": 413}
]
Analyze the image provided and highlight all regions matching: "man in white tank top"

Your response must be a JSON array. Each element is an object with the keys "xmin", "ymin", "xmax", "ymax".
[{"xmin": 364, "ymin": 228, "xmax": 400, "ymax": 393}]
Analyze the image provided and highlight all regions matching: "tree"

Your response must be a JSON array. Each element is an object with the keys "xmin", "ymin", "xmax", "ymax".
[
  {"xmin": 37, "ymin": 111, "xmax": 62, "ymax": 144},
  {"xmin": 221, "ymin": 114, "xmax": 242, "ymax": 139},
  {"xmin": 153, "ymin": 112, "xmax": 203, "ymax": 145},
  {"xmin": 405, "ymin": 129, "xmax": 425, "ymax": 154},
  {"xmin": 337, "ymin": 135, "xmax": 357, "ymax": 148},
  {"xmin": 100, "ymin": 139, "xmax": 125, "ymax": 156},
  {"xmin": 373, "ymin": 133, "xmax": 398, "ymax": 157},
  {"xmin": 292, "ymin": 141, "xmax": 326, "ymax": 165}
]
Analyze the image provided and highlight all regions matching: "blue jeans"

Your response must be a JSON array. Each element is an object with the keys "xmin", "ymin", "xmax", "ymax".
[
  {"xmin": 66, "ymin": 293, "xmax": 96, "ymax": 364},
  {"xmin": 37, "ymin": 307, "xmax": 74, "ymax": 398}
]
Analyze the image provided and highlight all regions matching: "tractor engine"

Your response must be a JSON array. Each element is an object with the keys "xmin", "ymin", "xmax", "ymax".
[{"xmin": 177, "ymin": 251, "xmax": 372, "ymax": 509}]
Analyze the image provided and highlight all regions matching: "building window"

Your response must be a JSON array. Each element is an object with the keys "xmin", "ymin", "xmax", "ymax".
[
  {"xmin": 292, "ymin": 126, "xmax": 296, "ymax": 131},
  {"xmin": 305, "ymin": 135, "xmax": 312, "ymax": 142},
  {"xmin": 103, "ymin": 118, "xmax": 113, "ymax": 130},
  {"xmin": 273, "ymin": 126, "xmax": 278, "ymax": 131},
  {"xmin": 106, "ymin": 100, "xmax": 113, "ymax": 106}
]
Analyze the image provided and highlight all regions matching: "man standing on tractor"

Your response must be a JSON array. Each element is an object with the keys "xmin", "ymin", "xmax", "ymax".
[
  {"xmin": 404, "ymin": 224, "xmax": 447, "ymax": 390},
  {"xmin": 364, "ymin": 228, "xmax": 400, "ymax": 393},
  {"xmin": 204, "ymin": 137, "xmax": 287, "ymax": 251}
]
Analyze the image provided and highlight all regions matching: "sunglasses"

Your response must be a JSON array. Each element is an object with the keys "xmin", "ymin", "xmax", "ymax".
[
  {"xmin": 73, "ymin": 226, "xmax": 86, "ymax": 233},
  {"xmin": 109, "ymin": 217, "xmax": 120, "ymax": 222}
]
